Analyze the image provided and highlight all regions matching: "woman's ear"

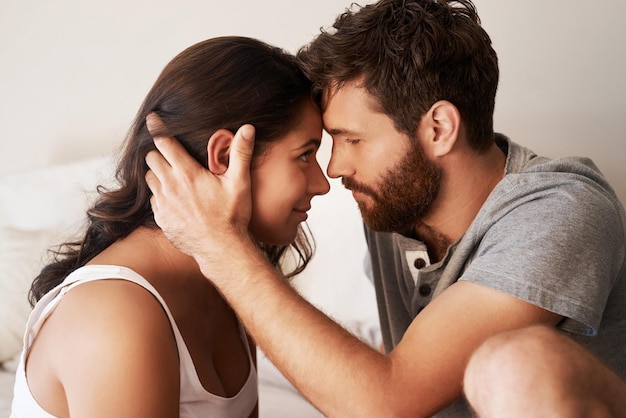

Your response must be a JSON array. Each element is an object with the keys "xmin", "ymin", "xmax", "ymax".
[{"xmin": 207, "ymin": 129, "xmax": 234, "ymax": 174}]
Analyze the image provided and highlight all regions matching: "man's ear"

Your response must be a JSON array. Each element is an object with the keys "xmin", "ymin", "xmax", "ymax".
[
  {"xmin": 419, "ymin": 100, "xmax": 460, "ymax": 158},
  {"xmin": 207, "ymin": 129, "xmax": 234, "ymax": 174}
]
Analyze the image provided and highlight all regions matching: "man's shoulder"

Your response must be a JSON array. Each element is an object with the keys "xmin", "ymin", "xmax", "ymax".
[
  {"xmin": 495, "ymin": 137, "xmax": 618, "ymax": 210},
  {"xmin": 504, "ymin": 137, "xmax": 608, "ymax": 187}
]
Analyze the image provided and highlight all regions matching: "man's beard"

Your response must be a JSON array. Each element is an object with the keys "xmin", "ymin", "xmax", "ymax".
[{"xmin": 343, "ymin": 142, "xmax": 442, "ymax": 233}]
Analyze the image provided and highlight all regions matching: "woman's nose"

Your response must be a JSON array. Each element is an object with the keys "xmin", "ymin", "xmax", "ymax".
[{"xmin": 309, "ymin": 160, "xmax": 330, "ymax": 196}]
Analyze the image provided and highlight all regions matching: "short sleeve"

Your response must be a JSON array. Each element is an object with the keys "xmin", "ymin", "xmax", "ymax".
[{"xmin": 460, "ymin": 172, "xmax": 626, "ymax": 335}]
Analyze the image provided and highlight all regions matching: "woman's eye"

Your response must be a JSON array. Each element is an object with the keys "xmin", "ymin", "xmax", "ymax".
[
  {"xmin": 299, "ymin": 149, "xmax": 315, "ymax": 162},
  {"xmin": 345, "ymin": 138, "xmax": 360, "ymax": 145}
]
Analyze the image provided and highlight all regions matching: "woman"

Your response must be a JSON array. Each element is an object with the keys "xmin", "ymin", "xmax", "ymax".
[{"xmin": 11, "ymin": 36, "xmax": 330, "ymax": 418}]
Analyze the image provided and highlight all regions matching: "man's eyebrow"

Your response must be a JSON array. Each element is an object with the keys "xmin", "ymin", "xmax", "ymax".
[{"xmin": 325, "ymin": 127, "xmax": 361, "ymax": 136}]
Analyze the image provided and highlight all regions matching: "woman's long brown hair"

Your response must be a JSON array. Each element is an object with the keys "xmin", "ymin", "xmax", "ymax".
[{"xmin": 29, "ymin": 36, "xmax": 316, "ymax": 305}]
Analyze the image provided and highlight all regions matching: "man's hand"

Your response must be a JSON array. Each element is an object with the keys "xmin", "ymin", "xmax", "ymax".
[{"xmin": 144, "ymin": 113, "xmax": 256, "ymax": 266}]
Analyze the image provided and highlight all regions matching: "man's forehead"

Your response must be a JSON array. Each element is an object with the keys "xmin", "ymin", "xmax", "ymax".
[{"xmin": 322, "ymin": 81, "xmax": 381, "ymax": 131}]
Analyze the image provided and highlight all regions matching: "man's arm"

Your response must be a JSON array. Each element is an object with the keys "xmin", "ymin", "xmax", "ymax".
[
  {"xmin": 200, "ymin": 254, "xmax": 560, "ymax": 416},
  {"xmin": 144, "ymin": 116, "xmax": 561, "ymax": 416}
]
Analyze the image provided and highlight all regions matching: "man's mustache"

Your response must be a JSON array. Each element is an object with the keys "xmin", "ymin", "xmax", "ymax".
[{"xmin": 342, "ymin": 177, "xmax": 378, "ymax": 198}]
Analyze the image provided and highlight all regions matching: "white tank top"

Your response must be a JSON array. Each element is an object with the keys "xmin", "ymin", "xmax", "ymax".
[{"xmin": 11, "ymin": 265, "xmax": 258, "ymax": 418}]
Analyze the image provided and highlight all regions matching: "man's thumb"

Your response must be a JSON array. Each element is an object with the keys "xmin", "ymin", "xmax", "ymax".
[{"xmin": 228, "ymin": 124, "xmax": 255, "ymax": 178}]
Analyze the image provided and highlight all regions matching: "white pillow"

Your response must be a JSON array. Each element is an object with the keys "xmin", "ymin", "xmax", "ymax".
[
  {"xmin": 0, "ymin": 157, "xmax": 114, "ymax": 362},
  {"xmin": 0, "ymin": 157, "xmax": 114, "ymax": 230},
  {"xmin": 0, "ymin": 228, "xmax": 58, "ymax": 362}
]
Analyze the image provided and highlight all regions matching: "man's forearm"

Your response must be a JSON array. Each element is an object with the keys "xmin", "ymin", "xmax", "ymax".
[{"xmin": 194, "ymin": 235, "xmax": 394, "ymax": 417}]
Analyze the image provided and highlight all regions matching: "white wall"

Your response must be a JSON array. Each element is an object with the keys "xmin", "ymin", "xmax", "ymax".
[
  {"xmin": 0, "ymin": 0, "xmax": 347, "ymax": 170},
  {"xmin": 1, "ymin": 0, "xmax": 625, "ymax": 320},
  {"xmin": 1, "ymin": 0, "xmax": 624, "ymax": 200},
  {"xmin": 482, "ymin": 2, "xmax": 626, "ymax": 206}
]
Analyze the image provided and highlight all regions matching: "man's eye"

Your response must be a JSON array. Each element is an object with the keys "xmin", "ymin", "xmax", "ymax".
[{"xmin": 345, "ymin": 138, "xmax": 360, "ymax": 145}]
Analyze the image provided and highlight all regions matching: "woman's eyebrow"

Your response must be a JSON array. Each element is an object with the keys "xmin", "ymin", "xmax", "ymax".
[{"xmin": 292, "ymin": 139, "xmax": 322, "ymax": 151}]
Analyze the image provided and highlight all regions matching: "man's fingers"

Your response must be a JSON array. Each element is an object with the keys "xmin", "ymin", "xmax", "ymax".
[
  {"xmin": 146, "ymin": 112, "xmax": 170, "ymax": 138},
  {"xmin": 145, "ymin": 168, "xmax": 161, "ymax": 194},
  {"xmin": 146, "ymin": 113, "xmax": 201, "ymax": 171},
  {"xmin": 145, "ymin": 149, "xmax": 171, "ymax": 182},
  {"xmin": 227, "ymin": 124, "xmax": 255, "ymax": 180}
]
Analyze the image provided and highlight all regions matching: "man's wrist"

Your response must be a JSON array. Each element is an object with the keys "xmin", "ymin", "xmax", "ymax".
[{"xmin": 193, "ymin": 231, "xmax": 270, "ymax": 287}]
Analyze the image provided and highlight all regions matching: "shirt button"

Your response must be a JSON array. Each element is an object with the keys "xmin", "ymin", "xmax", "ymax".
[
  {"xmin": 413, "ymin": 258, "xmax": 427, "ymax": 269},
  {"xmin": 418, "ymin": 284, "xmax": 432, "ymax": 297}
]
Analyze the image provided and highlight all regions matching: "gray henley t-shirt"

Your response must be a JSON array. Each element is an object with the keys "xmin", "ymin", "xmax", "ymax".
[{"xmin": 365, "ymin": 135, "xmax": 626, "ymax": 417}]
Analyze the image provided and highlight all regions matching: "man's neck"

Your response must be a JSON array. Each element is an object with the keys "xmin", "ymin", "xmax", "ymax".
[{"xmin": 414, "ymin": 142, "xmax": 506, "ymax": 262}]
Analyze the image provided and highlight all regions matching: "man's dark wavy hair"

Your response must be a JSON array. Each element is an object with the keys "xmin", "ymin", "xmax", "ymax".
[{"xmin": 297, "ymin": 0, "xmax": 499, "ymax": 151}]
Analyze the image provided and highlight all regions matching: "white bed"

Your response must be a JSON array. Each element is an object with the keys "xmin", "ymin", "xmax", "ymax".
[{"xmin": 0, "ymin": 156, "xmax": 381, "ymax": 417}]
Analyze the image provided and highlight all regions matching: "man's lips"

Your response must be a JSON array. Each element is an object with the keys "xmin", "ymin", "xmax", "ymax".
[{"xmin": 343, "ymin": 178, "xmax": 375, "ymax": 198}]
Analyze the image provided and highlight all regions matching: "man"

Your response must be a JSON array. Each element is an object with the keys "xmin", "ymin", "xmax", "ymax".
[{"xmin": 145, "ymin": 0, "xmax": 626, "ymax": 416}]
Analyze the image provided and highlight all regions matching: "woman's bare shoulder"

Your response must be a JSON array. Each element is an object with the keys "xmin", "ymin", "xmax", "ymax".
[
  {"xmin": 51, "ymin": 278, "xmax": 177, "ymax": 357},
  {"xmin": 29, "ymin": 278, "xmax": 181, "ymax": 417}
]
